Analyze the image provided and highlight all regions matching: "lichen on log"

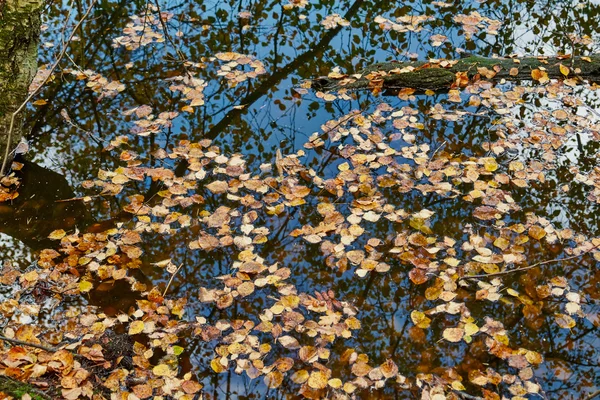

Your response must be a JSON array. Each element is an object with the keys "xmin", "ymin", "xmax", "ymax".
[{"xmin": 310, "ymin": 54, "xmax": 600, "ymax": 92}]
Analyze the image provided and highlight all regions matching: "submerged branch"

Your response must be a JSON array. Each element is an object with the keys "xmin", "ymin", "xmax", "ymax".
[
  {"xmin": 0, "ymin": 334, "xmax": 57, "ymax": 352},
  {"xmin": 459, "ymin": 243, "xmax": 600, "ymax": 282}
]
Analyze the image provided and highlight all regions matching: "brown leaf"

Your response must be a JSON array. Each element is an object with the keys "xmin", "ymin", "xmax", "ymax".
[{"xmin": 132, "ymin": 384, "xmax": 154, "ymax": 399}]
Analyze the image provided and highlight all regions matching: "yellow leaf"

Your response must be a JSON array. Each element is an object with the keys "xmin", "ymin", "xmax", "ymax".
[
  {"xmin": 181, "ymin": 105, "xmax": 194, "ymax": 113},
  {"xmin": 555, "ymin": 313, "xmax": 576, "ymax": 329},
  {"xmin": 48, "ymin": 229, "xmax": 66, "ymax": 240},
  {"xmin": 345, "ymin": 316, "xmax": 361, "ymax": 330},
  {"xmin": 481, "ymin": 157, "xmax": 498, "ymax": 172},
  {"xmin": 410, "ymin": 310, "xmax": 431, "ymax": 329},
  {"xmin": 493, "ymin": 237, "xmax": 510, "ymax": 251},
  {"xmin": 559, "ymin": 64, "xmax": 569, "ymax": 76},
  {"xmin": 343, "ymin": 382, "xmax": 357, "ymax": 393},
  {"xmin": 129, "ymin": 320, "xmax": 145, "ymax": 335},
  {"xmin": 153, "ymin": 364, "xmax": 174, "ymax": 377},
  {"xmin": 264, "ymin": 371, "xmax": 283, "ymax": 388},
  {"xmin": 525, "ymin": 350, "xmax": 543, "ymax": 364},
  {"xmin": 452, "ymin": 381, "xmax": 466, "ymax": 391},
  {"xmin": 32, "ymin": 99, "xmax": 47, "ymax": 106},
  {"xmin": 528, "ymin": 225, "xmax": 546, "ymax": 240},
  {"xmin": 338, "ymin": 162, "xmax": 350, "ymax": 171},
  {"xmin": 79, "ymin": 280, "xmax": 93, "ymax": 293},
  {"xmin": 307, "ymin": 371, "xmax": 328, "ymax": 389},
  {"xmin": 291, "ymin": 370, "xmax": 309, "ymax": 384},
  {"xmin": 328, "ymin": 378, "xmax": 342, "ymax": 389},
  {"xmin": 464, "ymin": 323, "xmax": 479, "ymax": 336},
  {"xmin": 210, "ymin": 358, "xmax": 226, "ymax": 373}
]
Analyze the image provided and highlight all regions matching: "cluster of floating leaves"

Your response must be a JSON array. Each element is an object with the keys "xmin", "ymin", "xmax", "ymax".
[
  {"xmin": 373, "ymin": 15, "xmax": 434, "ymax": 33},
  {"xmin": 214, "ymin": 52, "xmax": 267, "ymax": 88},
  {"xmin": 112, "ymin": 3, "xmax": 173, "ymax": 50},
  {"xmin": 452, "ymin": 11, "xmax": 501, "ymax": 40},
  {"xmin": 63, "ymin": 68, "xmax": 126, "ymax": 100},
  {"xmin": 284, "ymin": 0, "xmax": 309, "ymax": 10},
  {"xmin": 4, "ymin": 72, "xmax": 599, "ymax": 396},
  {"xmin": 2, "ymin": 4, "xmax": 600, "ymax": 400},
  {"xmin": 320, "ymin": 14, "xmax": 350, "ymax": 30}
]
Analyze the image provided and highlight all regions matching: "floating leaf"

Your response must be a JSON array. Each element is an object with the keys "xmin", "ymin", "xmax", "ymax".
[
  {"xmin": 481, "ymin": 157, "xmax": 498, "ymax": 172},
  {"xmin": 380, "ymin": 359, "xmax": 398, "ymax": 378},
  {"xmin": 48, "ymin": 229, "xmax": 66, "ymax": 240},
  {"xmin": 555, "ymin": 313, "xmax": 576, "ymax": 329},
  {"xmin": 278, "ymin": 335, "xmax": 300, "ymax": 349},
  {"xmin": 443, "ymin": 327, "xmax": 465, "ymax": 342},
  {"xmin": 528, "ymin": 225, "xmax": 546, "ymax": 240},
  {"xmin": 410, "ymin": 310, "xmax": 431, "ymax": 329},
  {"xmin": 291, "ymin": 370, "xmax": 309, "ymax": 384},
  {"xmin": 531, "ymin": 69, "xmax": 549, "ymax": 83},
  {"xmin": 79, "ymin": 280, "xmax": 93, "ymax": 293},
  {"xmin": 153, "ymin": 363, "xmax": 174, "ymax": 377},
  {"xmin": 264, "ymin": 371, "xmax": 283, "ymax": 388},
  {"xmin": 210, "ymin": 358, "xmax": 227, "ymax": 373},
  {"xmin": 307, "ymin": 371, "xmax": 329, "ymax": 389},
  {"xmin": 328, "ymin": 378, "xmax": 342, "ymax": 388},
  {"xmin": 128, "ymin": 320, "xmax": 144, "ymax": 335}
]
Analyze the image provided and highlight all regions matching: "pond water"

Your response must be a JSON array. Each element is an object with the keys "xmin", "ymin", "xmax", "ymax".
[{"xmin": 1, "ymin": 0, "xmax": 599, "ymax": 399}]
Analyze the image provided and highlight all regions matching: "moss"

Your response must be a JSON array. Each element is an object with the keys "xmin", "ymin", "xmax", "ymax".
[{"xmin": 0, "ymin": 376, "xmax": 49, "ymax": 400}]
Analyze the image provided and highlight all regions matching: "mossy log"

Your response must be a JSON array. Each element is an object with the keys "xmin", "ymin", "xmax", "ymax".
[
  {"xmin": 0, "ymin": 0, "xmax": 44, "ymax": 168},
  {"xmin": 310, "ymin": 54, "xmax": 600, "ymax": 92}
]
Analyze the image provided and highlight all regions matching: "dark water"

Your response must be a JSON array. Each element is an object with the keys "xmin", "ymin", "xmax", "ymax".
[{"xmin": 2, "ymin": 0, "xmax": 600, "ymax": 398}]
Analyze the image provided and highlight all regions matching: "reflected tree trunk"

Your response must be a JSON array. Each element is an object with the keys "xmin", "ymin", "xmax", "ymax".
[{"xmin": 0, "ymin": 0, "xmax": 44, "ymax": 169}]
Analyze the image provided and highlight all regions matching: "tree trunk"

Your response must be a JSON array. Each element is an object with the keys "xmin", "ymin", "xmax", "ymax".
[
  {"xmin": 0, "ymin": 0, "xmax": 44, "ymax": 169},
  {"xmin": 310, "ymin": 54, "xmax": 600, "ymax": 92}
]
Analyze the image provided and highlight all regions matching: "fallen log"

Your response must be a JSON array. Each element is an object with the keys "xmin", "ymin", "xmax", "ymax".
[{"xmin": 309, "ymin": 54, "xmax": 600, "ymax": 92}]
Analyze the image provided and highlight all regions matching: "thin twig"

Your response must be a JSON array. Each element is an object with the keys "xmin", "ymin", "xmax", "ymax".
[
  {"xmin": 152, "ymin": 0, "xmax": 187, "ymax": 63},
  {"xmin": 429, "ymin": 140, "xmax": 447, "ymax": 161},
  {"xmin": 460, "ymin": 243, "xmax": 600, "ymax": 282},
  {"xmin": 163, "ymin": 263, "xmax": 184, "ymax": 296},
  {"xmin": 1, "ymin": 0, "xmax": 98, "ymax": 176},
  {"xmin": 55, "ymin": 193, "xmax": 103, "ymax": 203},
  {"xmin": 587, "ymin": 389, "xmax": 600, "ymax": 400},
  {"xmin": 454, "ymin": 391, "xmax": 484, "ymax": 400},
  {"xmin": 0, "ymin": 334, "xmax": 57, "ymax": 352}
]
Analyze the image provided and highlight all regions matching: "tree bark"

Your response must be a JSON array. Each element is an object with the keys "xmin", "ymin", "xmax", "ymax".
[
  {"xmin": 310, "ymin": 54, "xmax": 600, "ymax": 92},
  {"xmin": 0, "ymin": 0, "xmax": 44, "ymax": 168}
]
